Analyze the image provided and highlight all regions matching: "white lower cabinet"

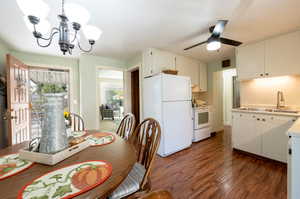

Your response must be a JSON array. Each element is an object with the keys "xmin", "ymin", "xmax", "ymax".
[
  {"xmin": 232, "ymin": 113, "xmax": 261, "ymax": 155},
  {"xmin": 232, "ymin": 112, "xmax": 297, "ymax": 162}
]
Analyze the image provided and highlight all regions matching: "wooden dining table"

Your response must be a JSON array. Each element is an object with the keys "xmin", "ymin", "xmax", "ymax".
[{"xmin": 0, "ymin": 130, "xmax": 137, "ymax": 199}]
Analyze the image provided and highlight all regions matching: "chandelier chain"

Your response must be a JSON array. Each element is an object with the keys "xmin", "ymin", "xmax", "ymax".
[{"xmin": 62, "ymin": 0, "xmax": 65, "ymax": 16}]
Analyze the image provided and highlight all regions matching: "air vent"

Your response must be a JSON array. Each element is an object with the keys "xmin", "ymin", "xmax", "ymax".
[{"xmin": 222, "ymin": 59, "xmax": 231, "ymax": 68}]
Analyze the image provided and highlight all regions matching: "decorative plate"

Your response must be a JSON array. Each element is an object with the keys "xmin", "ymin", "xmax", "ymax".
[
  {"xmin": 18, "ymin": 160, "xmax": 112, "ymax": 199},
  {"xmin": 85, "ymin": 132, "xmax": 115, "ymax": 146},
  {"xmin": 72, "ymin": 131, "xmax": 87, "ymax": 138},
  {"xmin": 0, "ymin": 153, "xmax": 34, "ymax": 180}
]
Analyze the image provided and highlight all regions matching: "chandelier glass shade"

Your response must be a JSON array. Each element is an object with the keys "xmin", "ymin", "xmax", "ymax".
[{"xmin": 17, "ymin": 0, "xmax": 102, "ymax": 55}]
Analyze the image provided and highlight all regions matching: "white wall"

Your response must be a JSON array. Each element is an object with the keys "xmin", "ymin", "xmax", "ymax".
[
  {"xmin": 79, "ymin": 55, "xmax": 127, "ymax": 129},
  {"xmin": 240, "ymin": 75, "xmax": 300, "ymax": 109},
  {"xmin": 223, "ymin": 69, "xmax": 236, "ymax": 125}
]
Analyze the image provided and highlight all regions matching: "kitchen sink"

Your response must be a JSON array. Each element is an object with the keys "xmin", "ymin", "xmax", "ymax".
[
  {"xmin": 272, "ymin": 109, "xmax": 299, "ymax": 114},
  {"xmin": 237, "ymin": 107, "xmax": 299, "ymax": 114}
]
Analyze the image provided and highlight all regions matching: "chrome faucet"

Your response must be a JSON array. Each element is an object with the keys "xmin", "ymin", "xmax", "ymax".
[{"xmin": 276, "ymin": 91, "xmax": 285, "ymax": 109}]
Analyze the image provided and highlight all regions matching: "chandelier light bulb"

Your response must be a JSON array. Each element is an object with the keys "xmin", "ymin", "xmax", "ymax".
[
  {"xmin": 17, "ymin": 0, "xmax": 50, "ymax": 19},
  {"xmin": 83, "ymin": 25, "xmax": 102, "ymax": 41},
  {"xmin": 65, "ymin": 3, "xmax": 90, "ymax": 25}
]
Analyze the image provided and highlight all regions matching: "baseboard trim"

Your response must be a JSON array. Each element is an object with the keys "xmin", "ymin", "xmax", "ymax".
[{"xmin": 233, "ymin": 148, "xmax": 287, "ymax": 166}]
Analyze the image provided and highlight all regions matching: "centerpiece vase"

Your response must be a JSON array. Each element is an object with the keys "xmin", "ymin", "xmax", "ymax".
[{"xmin": 39, "ymin": 93, "xmax": 69, "ymax": 154}]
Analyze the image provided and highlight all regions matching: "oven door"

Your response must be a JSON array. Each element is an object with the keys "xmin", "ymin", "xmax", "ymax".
[{"xmin": 194, "ymin": 110, "xmax": 210, "ymax": 129}]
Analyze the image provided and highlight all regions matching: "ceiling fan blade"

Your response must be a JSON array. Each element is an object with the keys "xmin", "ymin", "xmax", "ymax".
[
  {"xmin": 184, "ymin": 41, "xmax": 207, "ymax": 51},
  {"xmin": 212, "ymin": 20, "xmax": 228, "ymax": 37},
  {"xmin": 220, "ymin": 37, "xmax": 242, "ymax": 46}
]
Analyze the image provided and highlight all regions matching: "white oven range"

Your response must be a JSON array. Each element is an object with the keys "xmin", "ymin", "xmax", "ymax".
[{"xmin": 193, "ymin": 106, "xmax": 212, "ymax": 142}]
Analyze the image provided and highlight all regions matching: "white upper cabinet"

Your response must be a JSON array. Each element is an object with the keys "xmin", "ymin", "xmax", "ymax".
[
  {"xmin": 142, "ymin": 48, "xmax": 208, "ymax": 92},
  {"xmin": 175, "ymin": 55, "xmax": 200, "ymax": 86},
  {"xmin": 142, "ymin": 48, "xmax": 176, "ymax": 77},
  {"xmin": 142, "ymin": 49, "xmax": 154, "ymax": 77},
  {"xmin": 236, "ymin": 30, "xmax": 300, "ymax": 80},
  {"xmin": 265, "ymin": 31, "xmax": 300, "ymax": 77},
  {"xmin": 199, "ymin": 63, "xmax": 207, "ymax": 92},
  {"xmin": 236, "ymin": 41, "xmax": 265, "ymax": 80},
  {"xmin": 154, "ymin": 50, "xmax": 176, "ymax": 72}
]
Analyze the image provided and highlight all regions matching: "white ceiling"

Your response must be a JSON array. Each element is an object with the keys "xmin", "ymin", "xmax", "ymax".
[{"xmin": 0, "ymin": 0, "xmax": 300, "ymax": 63}]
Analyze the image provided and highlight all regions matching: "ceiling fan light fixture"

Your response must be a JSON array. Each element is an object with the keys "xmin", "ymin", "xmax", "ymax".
[{"xmin": 206, "ymin": 40, "xmax": 221, "ymax": 51}]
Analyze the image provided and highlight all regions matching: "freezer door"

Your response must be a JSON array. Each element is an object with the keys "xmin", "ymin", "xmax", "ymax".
[
  {"xmin": 162, "ymin": 74, "xmax": 191, "ymax": 101},
  {"xmin": 159, "ymin": 101, "xmax": 193, "ymax": 156}
]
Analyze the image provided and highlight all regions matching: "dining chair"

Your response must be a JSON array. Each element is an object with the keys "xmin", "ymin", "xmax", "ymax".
[
  {"xmin": 115, "ymin": 113, "xmax": 136, "ymax": 140},
  {"xmin": 109, "ymin": 118, "xmax": 161, "ymax": 199},
  {"xmin": 138, "ymin": 190, "xmax": 173, "ymax": 199},
  {"xmin": 70, "ymin": 113, "xmax": 85, "ymax": 131}
]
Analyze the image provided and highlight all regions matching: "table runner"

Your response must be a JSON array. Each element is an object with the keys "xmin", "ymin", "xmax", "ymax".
[
  {"xmin": 18, "ymin": 160, "xmax": 112, "ymax": 199},
  {"xmin": 0, "ymin": 153, "xmax": 34, "ymax": 180},
  {"xmin": 85, "ymin": 132, "xmax": 115, "ymax": 146}
]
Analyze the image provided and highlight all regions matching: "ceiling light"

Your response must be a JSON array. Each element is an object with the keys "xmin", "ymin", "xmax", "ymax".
[
  {"xmin": 64, "ymin": 3, "xmax": 90, "ymax": 25},
  {"xmin": 17, "ymin": 0, "xmax": 49, "ymax": 19},
  {"xmin": 207, "ymin": 40, "xmax": 221, "ymax": 51},
  {"xmin": 83, "ymin": 25, "xmax": 102, "ymax": 41},
  {"xmin": 24, "ymin": 16, "xmax": 50, "ymax": 35}
]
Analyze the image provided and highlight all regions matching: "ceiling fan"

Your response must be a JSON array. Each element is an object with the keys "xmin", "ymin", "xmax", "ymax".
[{"xmin": 184, "ymin": 20, "xmax": 242, "ymax": 51}]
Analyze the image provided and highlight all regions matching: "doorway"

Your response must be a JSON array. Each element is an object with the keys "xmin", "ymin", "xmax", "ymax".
[
  {"xmin": 222, "ymin": 69, "xmax": 237, "ymax": 126},
  {"xmin": 29, "ymin": 67, "xmax": 70, "ymax": 139},
  {"xmin": 131, "ymin": 69, "xmax": 140, "ymax": 123},
  {"xmin": 97, "ymin": 69, "xmax": 124, "ymax": 132}
]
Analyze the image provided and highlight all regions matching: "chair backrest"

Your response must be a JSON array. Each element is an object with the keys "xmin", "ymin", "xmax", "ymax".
[
  {"xmin": 70, "ymin": 113, "xmax": 85, "ymax": 131},
  {"xmin": 116, "ymin": 113, "xmax": 136, "ymax": 140},
  {"xmin": 131, "ymin": 118, "xmax": 161, "ymax": 189}
]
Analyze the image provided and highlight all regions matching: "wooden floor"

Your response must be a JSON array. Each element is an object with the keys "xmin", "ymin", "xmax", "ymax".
[{"xmin": 151, "ymin": 128, "xmax": 287, "ymax": 199}]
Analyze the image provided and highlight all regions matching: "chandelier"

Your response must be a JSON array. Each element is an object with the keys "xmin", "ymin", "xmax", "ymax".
[{"xmin": 17, "ymin": 0, "xmax": 102, "ymax": 55}]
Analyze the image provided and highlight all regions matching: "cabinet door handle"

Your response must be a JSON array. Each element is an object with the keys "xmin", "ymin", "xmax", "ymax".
[
  {"xmin": 257, "ymin": 118, "xmax": 260, "ymax": 121},
  {"xmin": 260, "ymin": 74, "xmax": 263, "ymax": 77},
  {"xmin": 265, "ymin": 73, "xmax": 269, "ymax": 76},
  {"xmin": 289, "ymin": 148, "xmax": 292, "ymax": 155},
  {"xmin": 262, "ymin": 118, "xmax": 266, "ymax": 122}
]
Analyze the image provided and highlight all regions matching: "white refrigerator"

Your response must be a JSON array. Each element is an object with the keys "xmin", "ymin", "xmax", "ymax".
[{"xmin": 143, "ymin": 73, "xmax": 193, "ymax": 157}]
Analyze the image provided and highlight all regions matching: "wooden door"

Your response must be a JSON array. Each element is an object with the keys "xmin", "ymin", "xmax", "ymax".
[
  {"xmin": 6, "ymin": 54, "xmax": 30, "ymax": 145},
  {"xmin": 131, "ymin": 69, "xmax": 140, "ymax": 123}
]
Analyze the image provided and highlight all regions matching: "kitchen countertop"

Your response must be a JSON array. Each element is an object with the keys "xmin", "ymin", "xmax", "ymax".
[
  {"xmin": 288, "ymin": 118, "xmax": 300, "ymax": 137},
  {"xmin": 232, "ymin": 108, "xmax": 300, "ymax": 117}
]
